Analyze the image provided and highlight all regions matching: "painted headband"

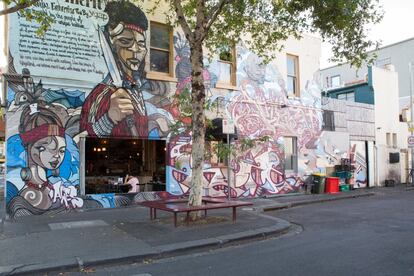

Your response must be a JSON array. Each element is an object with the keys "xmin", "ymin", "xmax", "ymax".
[
  {"xmin": 109, "ymin": 22, "xmax": 145, "ymax": 37},
  {"xmin": 20, "ymin": 124, "xmax": 65, "ymax": 145}
]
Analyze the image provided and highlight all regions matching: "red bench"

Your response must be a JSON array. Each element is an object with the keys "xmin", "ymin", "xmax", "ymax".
[{"xmin": 139, "ymin": 198, "xmax": 253, "ymax": 227}]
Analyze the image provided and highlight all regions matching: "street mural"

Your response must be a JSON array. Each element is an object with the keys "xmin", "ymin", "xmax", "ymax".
[
  {"xmin": 350, "ymin": 142, "xmax": 368, "ymax": 188},
  {"xmin": 167, "ymin": 46, "xmax": 324, "ymax": 197},
  {"xmin": 5, "ymin": 0, "xmax": 177, "ymax": 217},
  {"xmin": 5, "ymin": 0, "xmax": 353, "ymax": 217},
  {"xmin": 79, "ymin": 0, "xmax": 173, "ymax": 139}
]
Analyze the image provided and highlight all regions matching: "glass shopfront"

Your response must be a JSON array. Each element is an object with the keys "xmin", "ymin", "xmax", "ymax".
[{"xmin": 85, "ymin": 138, "xmax": 166, "ymax": 194}]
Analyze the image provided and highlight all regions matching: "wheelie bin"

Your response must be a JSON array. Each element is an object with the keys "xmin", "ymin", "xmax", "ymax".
[{"xmin": 312, "ymin": 173, "xmax": 326, "ymax": 194}]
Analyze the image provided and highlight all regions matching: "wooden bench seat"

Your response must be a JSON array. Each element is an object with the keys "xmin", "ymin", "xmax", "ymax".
[{"xmin": 139, "ymin": 198, "xmax": 253, "ymax": 227}]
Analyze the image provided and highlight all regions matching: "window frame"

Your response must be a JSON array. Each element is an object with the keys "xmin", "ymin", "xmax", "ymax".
[
  {"xmin": 330, "ymin": 75, "xmax": 341, "ymax": 88},
  {"xmin": 216, "ymin": 45, "xmax": 237, "ymax": 88},
  {"xmin": 286, "ymin": 54, "xmax": 300, "ymax": 97},
  {"xmin": 386, "ymin": 132, "xmax": 391, "ymax": 147},
  {"xmin": 148, "ymin": 21, "xmax": 174, "ymax": 80},
  {"xmin": 337, "ymin": 92, "xmax": 355, "ymax": 102},
  {"xmin": 284, "ymin": 136, "xmax": 298, "ymax": 173},
  {"xmin": 392, "ymin": 133, "xmax": 397, "ymax": 148}
]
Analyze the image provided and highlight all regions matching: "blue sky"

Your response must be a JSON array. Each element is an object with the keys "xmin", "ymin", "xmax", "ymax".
[{"xmin": 321, "ymin": 0, "xmax": 414, "ymax": 68}]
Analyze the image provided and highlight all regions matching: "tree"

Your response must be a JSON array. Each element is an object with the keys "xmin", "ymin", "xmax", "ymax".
[
  {"xmin": 162, "ymin": 0, "xmax": 382, "ymax": 212},
  {"xmin": 1, "ymin": 0, "xmax": 53, "ymax": 35}
]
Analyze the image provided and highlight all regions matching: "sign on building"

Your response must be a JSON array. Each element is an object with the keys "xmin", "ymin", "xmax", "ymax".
[
  {"xmin": 408, "ymin": 135, "xmax": 414, "ymax": 148},
  {"xmin": 222, "ymin": 118, "xmax": 235, "ymax": 134}
]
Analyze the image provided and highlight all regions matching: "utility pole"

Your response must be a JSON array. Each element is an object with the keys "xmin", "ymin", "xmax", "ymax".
[
  {"xmin": 227, "ymin": 132, "xmax": 231, "ymax": 200},
  {"xmin": 409, "ymin": 62, "xmax": 414, "ymax": 186}
]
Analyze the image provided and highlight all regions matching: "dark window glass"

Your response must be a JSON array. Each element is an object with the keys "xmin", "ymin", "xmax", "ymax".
[
  {"xmin": 219, "ymin": 45, "xmax": 232, "ymax": 62},
  {"xmin": 337, "ymin": 92, "xmax": 355, "ymax": 102},
  {"xmin": 150, "ymin": 24, "xmax": 170, "ymax": 50},
  {"xmin": 322, "ymin": 110, "xmax": 335, "ymax": 131},
  {"xmin": 150, "ymin": 49, "xmax": 169, "ymax": 73},
  {"xmin": 150, "ymin": 22, "xmax": 171, "ymax": 73}
]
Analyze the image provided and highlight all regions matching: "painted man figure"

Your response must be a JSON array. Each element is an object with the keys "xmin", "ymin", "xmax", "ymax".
[{"xmin": 80, "ymin": 1, "xmax": 149, "ymax": 137}]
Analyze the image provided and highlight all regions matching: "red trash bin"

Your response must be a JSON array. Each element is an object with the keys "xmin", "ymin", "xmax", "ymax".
[{"xmin": 325, "ymin": 177, "xmax": 340, "ymax": 194}]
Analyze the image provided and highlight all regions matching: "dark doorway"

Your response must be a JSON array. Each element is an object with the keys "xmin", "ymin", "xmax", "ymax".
[{"xmin": 85, "ymin": 138, "xmax": 166, "ymax": 194}]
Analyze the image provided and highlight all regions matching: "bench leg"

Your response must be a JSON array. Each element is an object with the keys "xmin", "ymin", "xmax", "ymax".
[
  {"xmin": 204, "ymin": 209, "xmax": 207, "ymax": 217},
  {"xmin": 154, "ymin": 208, "xmax": 157, "ymax": 219},
  {"xmin": 232, "ymin": 207, "xmax": 236, "ymax": 223},
  {"xmin": 149, "ymin": 208, "xmax": 153, "ymax": 220},
  {"xmin": 186, "ymin": 211, "xmax": 190, "ymax": 226},
  {"xmin": 174, "ymin": 213, "xmax": 177, "ymax": 227}
]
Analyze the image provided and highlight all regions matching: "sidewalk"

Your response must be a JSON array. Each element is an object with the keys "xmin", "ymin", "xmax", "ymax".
[
  {"xmin": 252, "ymin": 188, "xmax": 375, "ymax": 212},
  {"xmin": 0, "ymin": 187, "xmax": 379, "ymax": 275},
  {"xmin": 0, "ymin": 202, "xmax": 290, "ymax": 275}
]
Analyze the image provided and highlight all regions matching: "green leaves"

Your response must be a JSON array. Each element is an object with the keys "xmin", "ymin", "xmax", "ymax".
[
  {"xmin": 171, "ymin": 0, "xmax": 382, "ymax": 66},
  {"xmin": 2, "ymin": 0, "xmax": 54, "ymax": 37},
  {"xmin": 212, "ymin": 135, "xmax": 272, "ymax": 163}
]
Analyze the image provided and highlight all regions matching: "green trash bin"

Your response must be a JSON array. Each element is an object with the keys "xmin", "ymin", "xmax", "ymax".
[{"xmin": 312, "ymin": 173, "xmax": 326, "ymax": 194}]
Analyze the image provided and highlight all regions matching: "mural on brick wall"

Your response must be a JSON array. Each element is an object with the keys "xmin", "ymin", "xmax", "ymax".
[
  {"xmin": 79, "ymin": 1, "xmax": 173, "ymax": 139},
  {"xmin": 5, "ymin": 0, "xmax": 353, "ymax": 217},
  {"xmin": 5, "ymin": 0, "xmax": 180, "ymax": 217},
  {"xmin": 350, "ymin": 142, "xmax": 368, "ymax": 188},
  {"xmin": 167, "ymin": 44, "xmax": 326, "ymax": 197},
  {"xmin": 6, "ymin": 65, "xmax": 84, "ymax": 217}
]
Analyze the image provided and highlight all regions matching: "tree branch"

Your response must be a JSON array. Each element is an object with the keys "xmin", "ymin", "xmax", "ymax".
[
  {"xmin": 194, "ymin": 0, "xmax": 206, "ymax": 43},
  {"xmin": 204, "ymin": 0, "xmax": 233, "ymax": 32},
  {"xmin": 171, "ymin": 0, "xmax": 194, "ymax": 44},
  {"xmin": 0, "ymin": 0, "xmax": 40, "ymax": 16}
]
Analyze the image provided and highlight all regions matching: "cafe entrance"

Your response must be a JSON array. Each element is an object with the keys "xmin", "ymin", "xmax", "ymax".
[{"xmin": 85, "ymin": 138, "xmax": 166, "ymax": 194}]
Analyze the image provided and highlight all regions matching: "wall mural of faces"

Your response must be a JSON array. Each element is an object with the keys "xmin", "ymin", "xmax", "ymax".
[
  {"xmin": 111, "ymin": 29, "xmax": 147, "ymax": 73},
  {"xmin": 5, "ymin": 0, "xmax": 357, "ymax": 218},
  {"xmin": 30, "ymin": 136, "xmax": 66, "ymax": 170}
]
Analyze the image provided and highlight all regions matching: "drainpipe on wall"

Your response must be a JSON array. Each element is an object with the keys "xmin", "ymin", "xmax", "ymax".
[
  {"xmin": 409, "ymin": 62, "xmax": 414, "ymax": 185},
  {"xmin": 374, "ymin": 144, "xmax": 379, "ymax": 187}
]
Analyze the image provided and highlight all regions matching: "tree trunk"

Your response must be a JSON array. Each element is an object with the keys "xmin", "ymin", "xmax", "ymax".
[{"xmin": 188, "ymin": 41, "xmax": 206, "ymax": 211}]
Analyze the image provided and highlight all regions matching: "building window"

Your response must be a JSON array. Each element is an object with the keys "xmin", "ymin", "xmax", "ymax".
[
  {"xmin": 150, "ymin": 22, "xmax": 173, "ymax": 75},
  {"xmin": 217, "ymin": 45, "xmax": 236, "ymax": 86},
  {"xmin": 284, "ymin": 137, "xmax": 298, "ymax": 172},
  {"xmin": 386, "ymin": 133, "xmax": 391, "ymax": 146},
  {"xmin": 337, "ymin": 92, "xmax": 355, "ymax": 102},
  {"xmin": 286, "ymin": 54, "xmax": 299, "ymax": 96},
  {"xmin": 322, "ymin": 110, "xmax": 335, "ymax": 131},
  {"xmin": 331, "ymin": 75, "xmax": 341, "ymax": 88},
  {"xmin": 393, "ymin": 133, "xmax": 397, "ymax": 148}
]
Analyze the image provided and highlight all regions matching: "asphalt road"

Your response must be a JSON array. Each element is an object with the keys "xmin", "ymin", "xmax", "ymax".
[{"xmin": 50, "ymin": 188, "xmax": 414, "ymax": 276}]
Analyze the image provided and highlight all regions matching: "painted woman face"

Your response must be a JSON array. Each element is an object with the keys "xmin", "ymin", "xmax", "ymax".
[
  {"xmin": 111, "ymin": 28, "xmax": 147, "ymax": 73},
  {"xmin": 30, "ymin": 136, "xmax": 66, "ymax": 170}
]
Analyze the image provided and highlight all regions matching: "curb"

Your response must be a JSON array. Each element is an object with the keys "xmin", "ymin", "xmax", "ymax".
[
  {"xmin": 261, "ymin": 192, "xmax": 375, "ymax": 212},
  {"xmin": 1, "ymin": 218, "xmax": 291, "ymax": 275}
]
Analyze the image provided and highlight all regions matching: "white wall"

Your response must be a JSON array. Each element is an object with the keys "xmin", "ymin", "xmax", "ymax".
[
  {"xmin": 274, "ymin": 34, "xmax": 321, "ymax": 95},
  {"xmin": 372, "ymin": 66, "xmax": 409, "ymax": 185},
  {"xmin": 373, "ymin": 66, "xmax": 400, "ymax": 145}
]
